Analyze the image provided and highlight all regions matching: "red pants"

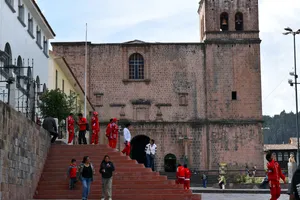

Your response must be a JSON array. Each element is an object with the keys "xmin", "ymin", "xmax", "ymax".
[
  {"xmin": 177, "ymin": 178, "xmax": 184, "ymax": 185},
  {"xmin": 184, "ymin": 180, "xmax": 190, "ymax": 190},
  {"xmin": 269, "ymin": 181, "xmax": 281, "ymax": 200},
  {"xmin": 121, "ymin": 142, "xmax": 131, "ymax": 156},
  {"xmin": 68, "ymin": 129, "xmax": 74, "ymax": 144},
  {"xmin": 91, "ymin": 130, "xmax": 99, "ymax": 144},
  {"xmin": 109, "ymin": 139, "xmax": 117, "ymax": 148}
]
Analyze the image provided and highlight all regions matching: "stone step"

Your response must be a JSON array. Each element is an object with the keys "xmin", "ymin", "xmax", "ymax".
[
  {"xmin": 36, "ymin": 183, "xmax": 184, "ymax": 190},
  {"xmin": 35, "ymin": 188, "xmax": 192, "ymax": 195},
  {"xmin": 34, "ymin": 145, "xmax": 201, "ymax": 200},
  {"xmin": 36, "ymin": 179, "xmax": 176, "ymax": 185},
  {"xmin": 43, "ymin": 167, "xmax": 152, "ymax": 173},
  {"xmin": 41, "ymin": 171, "xmax": 160, "ymax": 176},
  {"xmin": 34, "ymin": 193, "xmax": 201, "ymax": 200},
  {"xmin": 39, "ymin": 175, "xmax": 168, "ymax": 181}
]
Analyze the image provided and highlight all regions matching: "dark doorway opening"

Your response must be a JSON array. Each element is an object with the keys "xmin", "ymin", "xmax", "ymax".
[
  {"xmin": 131, "ymin": 135, "xmax": 150, "ymax": 166},
  {"xmin": 164, "ymin": 154, "xmax": 177, "ymax": 172}
]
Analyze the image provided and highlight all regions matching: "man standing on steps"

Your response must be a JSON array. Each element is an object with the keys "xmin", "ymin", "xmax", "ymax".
[
  {"xmin": 42, "ymin": 116, "xmax": 59, "ymax": 144},
  {"xmin": 106, "ymin": 118, "xmax": 115, "ymax": 148},
  {"xmin": 77, "ymin": 113, "xmax": 87, "ymax": 145},
  {"xmin": 121, "ymin": 123, "xmax": 132, "ymax": 156},
  {"xmin": 110, "ymin": 118, "xmax": 119, "ymax": 149},
  {"xmin": 145, "ymin": 139, "xmax": 157, "ymax": 171},
  {"xmin": 91, "ymin": 111, "xmax": 100, "ymax": 145},
  {"xmin": 67, "ymin": 113, "xmax": 75, "ymax": 145}
]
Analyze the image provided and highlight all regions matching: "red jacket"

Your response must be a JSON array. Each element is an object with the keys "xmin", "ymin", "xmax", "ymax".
[
  {"xmin": 267, "ymin": 159, "xmax": 285, "ymax": 183},
  {"xmin": 177, "ymin": 166, "xmax": 185, "ymax": 178},
  {"xmin": 106, "ymin": 123, "xmax": 112, "ymax": 138},
  {"xmin": 91, "ymin": 116, "xmax": 99, "ymax": 131},
  {"xmin": 112, "ymin": 123, "xmax": 118, "ymax": 140},
  {"xmin": 67, "ymin": 116, "xmax": 75, "ymax": 130},
  {"xmin": 184, "ymin": 168, "xmax": 191, "ymax": 180},
  {"xmin": 68, "ymin": 164, "xmax": 77, "ymax": 178}
]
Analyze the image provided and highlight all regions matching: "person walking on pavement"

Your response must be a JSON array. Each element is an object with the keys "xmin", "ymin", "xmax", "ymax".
[
  {"xmin": 42, "ymin": 116, "xmax": 59, "ymax": 143},
  {"xmin": 202, "ymin": 173, "xmax": 207, "ymax": 188}
]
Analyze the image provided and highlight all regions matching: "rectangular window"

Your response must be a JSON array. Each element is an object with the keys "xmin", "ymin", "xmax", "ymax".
[
  {"xmin": 27, "ymin": 13, "xmax": 34, "ymax": 38},
  {"xmin": 62, "ymin": 79, "xmax": 64, "ymax": 92},
  {"xmin": 55, "ymin": 70, "xmax": 58, "ymax": 89},
  {"xmin": 43, "ymin": 36, "xmax": 48, "ymax": 56},
  {"xmin": 284, "ymin": 152, "xmax": 289, "ymax": 161},
  {"xmin": 36, "ymin": 26, "xmax": 42, "ymax": 48},
  {"xmin": 232, "ymin": 91, "xmax": 237, "ymax": 100},
  {"xmin": 17, "ymin": 0, "xmax": 25, "ymax": 26}
]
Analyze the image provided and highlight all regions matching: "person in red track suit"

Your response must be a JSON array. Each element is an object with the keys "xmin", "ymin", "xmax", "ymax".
[
  {"xmin": 184, "ymin": 164, "xmax": 191, "ymax": 190},
  {"xmin": 106, "ymin": 119, "xmax": 113, "ymax": 148},
  {"xmin": 266, "ymin": 151, "xmax": 286, "ymax": 200},
  {"xmin": 110, "ymin": 118, "xmax": 119, "ymax": 149},
  {"xmin": 67, "ymin": 113, "xmax": 75, "ymax": 144},
  {"xmin": 91, "ymin": 111, "xmax": 100, "ymax": 145},
  {"xmin": 176, "ymin": 164, "xmax": 185, "ymax": 185}
]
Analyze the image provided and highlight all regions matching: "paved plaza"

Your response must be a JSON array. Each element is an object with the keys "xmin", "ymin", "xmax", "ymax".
[{"xmin": 202, "ymin": 193, "xmax": 289, "ymax": 200}]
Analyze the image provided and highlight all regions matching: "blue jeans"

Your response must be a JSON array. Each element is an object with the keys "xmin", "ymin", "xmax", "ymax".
[
  {"xmin": 81, "ymin": 178, "xmax": 92, "ymax": 199},
  {"xmin": 202, "ymin": 179, "xmax": 207, "ymax": 188},
  {"xmin": 146, "ymin": 154, "xmax": 154, "ymax": 170}
]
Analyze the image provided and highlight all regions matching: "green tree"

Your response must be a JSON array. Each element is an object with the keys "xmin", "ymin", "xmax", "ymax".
[{"xmin": 39, "ymin": 89, "xmax": 77, "ymax": 122}]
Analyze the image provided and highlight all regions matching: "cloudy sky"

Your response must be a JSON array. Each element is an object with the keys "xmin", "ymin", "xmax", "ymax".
[{"xmin": 37, "ymin": 0, "xmax": 300, "ymax": 116}]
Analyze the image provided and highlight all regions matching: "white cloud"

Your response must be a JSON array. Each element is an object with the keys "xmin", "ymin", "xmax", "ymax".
[{"xmin": 38, "ymin": 0, "xmax": 300, "ymax": 116}]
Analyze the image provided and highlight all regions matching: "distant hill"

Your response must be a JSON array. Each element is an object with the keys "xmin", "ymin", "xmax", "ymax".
[{"xmin": 263, "ymin": 110, "xmax": 297, "ymax": 144}]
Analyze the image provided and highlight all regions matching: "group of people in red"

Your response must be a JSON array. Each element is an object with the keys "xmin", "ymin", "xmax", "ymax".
[
  {"xmin": 67, "ymin": 113, "xmax": 131, "ymax": 156},
  {"xmin": 67, "ymin": 112, "xmax": 100, "ymax": 145},
  {"xmin": 105, "ymin": 118, "xmax": 132, "ymax": 156},
  {"xmin": 176, "ymin": 164, "xmax": 191, "ymax": 190}
]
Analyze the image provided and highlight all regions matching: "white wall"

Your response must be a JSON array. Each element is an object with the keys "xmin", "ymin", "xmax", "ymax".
[{"xmin": 0, "ymin": 0, "xmax": 52, "ymax": 86}]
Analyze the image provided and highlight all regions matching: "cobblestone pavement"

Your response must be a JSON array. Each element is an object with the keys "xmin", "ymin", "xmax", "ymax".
[{"xmin": 202, "ymin": 193, "xmax": 289, "ymax": 200}]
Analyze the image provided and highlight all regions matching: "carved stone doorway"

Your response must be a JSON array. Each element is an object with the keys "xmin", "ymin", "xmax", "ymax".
[
  {"xmin": 131, "ymin": 135, "xmax": 150, "ymax": 166},
  {"xmin": 164, "ymin": 154, "xmax": 177, "ymax": 172}
]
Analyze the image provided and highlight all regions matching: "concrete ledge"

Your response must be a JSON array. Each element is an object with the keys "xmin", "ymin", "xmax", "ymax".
[{"xmin": 191, "ymin": 187, "xmax": 288, "ymax": 194}]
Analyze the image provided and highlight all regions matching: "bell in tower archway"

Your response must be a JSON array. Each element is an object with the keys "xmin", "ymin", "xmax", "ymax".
[{"xmin": 222, "ymin": 18, "xmax": 228, "ymax": 26}]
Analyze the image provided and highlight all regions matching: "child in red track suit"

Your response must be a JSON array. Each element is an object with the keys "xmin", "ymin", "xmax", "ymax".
[
  {"xmin": 266, "ymin": 152, "xmax": 286, "ymax": 200},
  {"xmin": 176, "ymin": 164, "xmax": 185, "ymax": 185},
  {"xmin": 67, "ymin": 159, "xmax": 78, "ymax": 189},
  {"xmin": 184, "ymin": 164, "xmax": 191, "ymax": 190}
]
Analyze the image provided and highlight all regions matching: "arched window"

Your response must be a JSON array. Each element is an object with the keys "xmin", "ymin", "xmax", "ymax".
[
  {"xmin": 15, "ymin": 56, "xmax": 23, "ymax": 76},
  {"xmin": 220, "ymin": 12, "xmax": 229, "ymax": 31},
  {"xmin": 235, "ymin": 12, "xmax": 244, "ymax": 31},
  {"xmin": 4, "ymin": 43, "xmax": 12, "ymax": 73},
  {"xmin": 129, "ymin": 53, "xmax": 144, "ymax": 80}
]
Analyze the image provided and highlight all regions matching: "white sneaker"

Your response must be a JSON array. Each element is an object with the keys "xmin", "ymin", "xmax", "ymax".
[
  {"xmin": 100, "ymin": 198, "xmax": 105, "ymax": 200},
  {"xmin": 108, "ymin": 198, "xmax": 112, "ymax": 200}
]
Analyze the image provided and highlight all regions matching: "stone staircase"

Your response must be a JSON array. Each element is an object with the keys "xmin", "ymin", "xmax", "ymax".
[{"xmin": 33, "ymin": 145, "xmax": 201, "ymax": 200}]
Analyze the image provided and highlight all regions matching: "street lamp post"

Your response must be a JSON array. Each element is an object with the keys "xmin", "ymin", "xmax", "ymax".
[{"xmin": 285, "ymin": 27, "xmax": 300, "ymax": 166}]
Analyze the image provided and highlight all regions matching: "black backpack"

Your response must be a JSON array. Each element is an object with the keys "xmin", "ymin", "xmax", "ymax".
[{"xmin": 86, "ymin": 123, "xmax": 90, "ymax": 131}]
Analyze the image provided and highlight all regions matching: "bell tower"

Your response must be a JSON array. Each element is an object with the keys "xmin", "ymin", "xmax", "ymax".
[
  {"xmin": 198, "ymin": 0, "xmax": 263, "ymax": 170},
  {"xmin": 198, "ymin": 0, "xmax": 259, "ymax": 41}
]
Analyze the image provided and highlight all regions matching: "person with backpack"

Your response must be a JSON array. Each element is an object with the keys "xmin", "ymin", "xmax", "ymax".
[{"xmin": 77, "ymin": 113, "xmax": 88, "ymax": 145}]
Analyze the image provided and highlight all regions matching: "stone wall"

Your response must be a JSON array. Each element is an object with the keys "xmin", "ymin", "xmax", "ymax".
[{"xmin": 0, "ymin": 102, "xmax": 51, "ymax": 200}]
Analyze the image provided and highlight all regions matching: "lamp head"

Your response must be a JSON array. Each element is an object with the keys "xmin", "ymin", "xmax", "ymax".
[
  {"xmin": 285, "ymin": 27, "xmax": 293, "ymax": 32},
  {"xmin": 290, "ymin": 72, "xmax": 295, "ymax": 76}
]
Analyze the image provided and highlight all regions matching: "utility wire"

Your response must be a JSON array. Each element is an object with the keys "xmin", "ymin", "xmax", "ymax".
[{"xmin": 263, "ymin": 75, "xmax": 290, "ymax": 102}]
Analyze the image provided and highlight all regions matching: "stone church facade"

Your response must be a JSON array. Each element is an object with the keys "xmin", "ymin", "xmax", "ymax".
[{"xmin": 52, "ymin": 0, "xmax": 263, "ymax": 172}]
